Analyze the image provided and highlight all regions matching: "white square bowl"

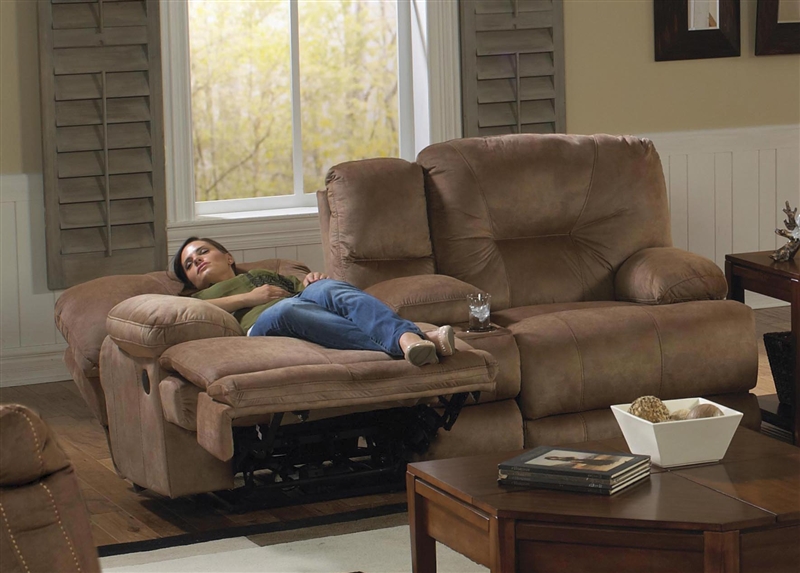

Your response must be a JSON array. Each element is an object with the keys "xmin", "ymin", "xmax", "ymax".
[{"xmin": 610, "ymin": 398, "xmax": 743, "ymax": 468}]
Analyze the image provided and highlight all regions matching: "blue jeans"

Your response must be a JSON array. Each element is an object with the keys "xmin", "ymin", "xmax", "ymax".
[{"xmin": 248, "ymin": 280, "xmax": 423, "ymax": 357}]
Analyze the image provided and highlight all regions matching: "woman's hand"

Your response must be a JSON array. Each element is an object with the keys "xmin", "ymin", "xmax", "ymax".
[
  {"xmin": 303, "ymin": 272, "xmax": 329, "ymax": 287},
  {"xmin": 248, "ymin": 284, "xmax": 292, "ymax": 306}
]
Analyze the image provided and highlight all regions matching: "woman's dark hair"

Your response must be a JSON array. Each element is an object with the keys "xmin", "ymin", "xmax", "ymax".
[{"xmin": 172, "ymin": 236, "xmax": 237, "ymax": 288}]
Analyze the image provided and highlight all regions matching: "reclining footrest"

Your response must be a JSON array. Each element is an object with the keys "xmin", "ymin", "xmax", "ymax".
[{"xmin": 164, "ymin": 336, "xmax": 498, "ymax": 462}]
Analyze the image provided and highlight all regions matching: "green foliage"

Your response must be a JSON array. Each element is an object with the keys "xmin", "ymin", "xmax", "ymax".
[{"xmin": 189, "ymin": 0, "xmax": 399, "ymax": 203}]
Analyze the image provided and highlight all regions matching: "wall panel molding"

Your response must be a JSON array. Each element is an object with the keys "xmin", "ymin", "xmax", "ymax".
[{"xmin": 1, "ymin": 344, "xmax": 69, "ymax": 387}]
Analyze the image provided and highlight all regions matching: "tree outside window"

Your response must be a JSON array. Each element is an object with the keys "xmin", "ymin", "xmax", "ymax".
[{"xmin": 188, "ymin": 0, "xmax": 399, "ymax": 204}]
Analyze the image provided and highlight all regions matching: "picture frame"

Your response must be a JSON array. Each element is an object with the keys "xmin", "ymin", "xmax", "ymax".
[
  {"xmin": 756, "ymin": 0, "xmax": 800, "ymax": 55},
  {"xmin": 654, "ymin": 0, "xmax": 741, "ymax": 61}
]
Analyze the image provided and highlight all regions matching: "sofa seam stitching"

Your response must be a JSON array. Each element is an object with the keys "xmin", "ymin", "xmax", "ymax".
[
  {"xmin": 570, "ymin": 137, "xmax": 598, "ymax": 304},
  {"xmin": 207, "ymin": 363, "xmax": 491, "ymax": 400},
  {"xmin": 637, "ymin": 306, "xmax": 665, "ymax": 397},
  {"xmin": 448, "ymin": 142, "xmax": 512, "ymax": 305},
  {"xmin": 571, "ymin": 136, "xmax": 598, "ymax": 235},
  {"xmin": 107, "ymin": 316, "xmax": 242, "ymax": 332},
  {"xmin": 41, "ymin": 482, "xmax": 82, "ymax": 573},
  {"xmin": 0, "ymin": 501, "xmax": 30, "ymax": 573},
  {"xmin": 569, "ymin": 235, "xmax": 588, "ymax": 301},
  {"xmin": 552, "ymin": 315, "xmax": 586, "ymax": 412},
  {"xmin": 15, "ymin": 406, "xmax": 44, "ymax": 478}
]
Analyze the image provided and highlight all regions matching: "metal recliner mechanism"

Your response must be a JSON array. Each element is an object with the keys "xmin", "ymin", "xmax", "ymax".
[{"xmin": 215, "ymin": 391, "xmax": 480, "ymax": 509}]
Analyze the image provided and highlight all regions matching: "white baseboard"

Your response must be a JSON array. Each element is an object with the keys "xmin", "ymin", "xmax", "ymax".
[{"xmin": 0, "ymin": 344, "xmax": 70, "ymax": 387}]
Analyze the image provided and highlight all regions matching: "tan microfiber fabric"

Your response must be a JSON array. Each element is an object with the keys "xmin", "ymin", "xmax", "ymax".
[
  {"xmin": 522, "ymin": 392, "xmax": 761, "ymax": 447},
  {"xmin": 316, "ymin": 190, "xmax": 334, "ymax": 274},
  {"xmin": 159, "ymin": 377, "xmax": 201, "ymax": 431},
  {"xmin": 107, "ymin": 294, "xmax": 244, "ymax": 358},
  {"xmin": 417, "ymin": 399, "xmax": 524, "ymax": 461},
  {"xmin": 0, "ymin": 404, "xmax": 100, "ymax": 573},
  {"xmin": 164, "ymin": 336, "xmax": 497, "ymax": 411},
  {"xmin": 490, "ymin": 300, "xmax": 635, "ymax": 327},
  {"xmin": 62, "ymin": 349, "xmax": 106, "ymax": 427},
  {"xmin": 417, "ymin": 134, "xmax": 671, "ymax": 310},
  {"xmin": 55, "ymin": 272, "xmax": 185, "ymax": 369},
  {"xmin": 0, "ymin": 404, "xmax": 70, "ymax": 487},
  {"xmin": 615, "ymin": 247, "xmax": 728, "ymax": 303},
  {"xmin": 453, "ymin": 326, "xmax": 521, "ymax": 401},
  {"xmin": 513, "ymin": 300, "xmax": 757, "ymax": 421},
  {"xmin": 323, "ymin": 158, "xmax": 435, "ymax": 289},
  {"xmin": 365, "ymin": 274, "xmax": 478, "ymax": 324},
  {"xmin": 100, "ymin": 339, "xmax": 233, "ymax": 497}
]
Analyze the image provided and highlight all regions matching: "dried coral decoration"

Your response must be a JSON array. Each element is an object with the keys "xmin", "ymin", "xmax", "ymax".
[{"xmin": 771, "ymin": 201, "xmax": 800, "ymax": 262}]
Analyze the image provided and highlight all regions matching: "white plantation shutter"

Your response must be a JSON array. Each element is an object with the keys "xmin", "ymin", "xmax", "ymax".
[
  {"xmin": 460, "ymin": 0, "xmax": 566, "ymax": 137},
  {"xmin": 38, "ymin": 0, "xmax": 167, "ymax": 289}
]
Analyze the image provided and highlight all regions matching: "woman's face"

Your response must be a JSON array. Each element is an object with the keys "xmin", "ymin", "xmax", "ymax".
[{"xmin": 181, "ymin": 240, "xmax": 236, "ymax": 289}]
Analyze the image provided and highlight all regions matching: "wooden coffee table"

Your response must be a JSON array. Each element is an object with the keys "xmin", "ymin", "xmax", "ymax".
[{"xmin": 407, "ymin": 428, "xmax": 800, "ymax": 572}]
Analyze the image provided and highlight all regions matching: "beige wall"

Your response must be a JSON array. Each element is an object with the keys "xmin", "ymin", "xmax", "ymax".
[
  {"xmin": 1, "ymin": 0, "xmax": 41, "ymax": 175},
  {"xmin": 1, "ymin": 0, "xmax": 798, "ymax": 175},
  {"xmin": 564, "ymin": 0, "xmax": 800, "ymax": 135}
]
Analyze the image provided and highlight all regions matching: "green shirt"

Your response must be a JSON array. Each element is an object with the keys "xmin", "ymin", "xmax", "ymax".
[{"xmin": 193, "ymin": 270, "xmax": 304, "ymax": 332}]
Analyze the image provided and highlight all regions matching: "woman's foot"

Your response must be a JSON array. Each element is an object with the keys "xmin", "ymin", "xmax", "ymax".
[
  {"xmin": 400, "ymin": 332, "xmax": 439, "ymax": 366},
  {"xmin": 424, "ymin": 325, "xmax": 455, "ymax": 356}
]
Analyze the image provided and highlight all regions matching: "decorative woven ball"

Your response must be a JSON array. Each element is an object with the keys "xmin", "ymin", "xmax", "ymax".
[
  {"xmin": 629, "ymin": 395, "xmax": 670, "ymax": 423},
  {"xmin": 686, "ymin": 404, "xmax": 723, "ymax": 419}
]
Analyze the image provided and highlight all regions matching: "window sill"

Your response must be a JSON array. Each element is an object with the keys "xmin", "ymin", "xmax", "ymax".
[{"xmin": 196, "ymin": 206, "xmax": 318, "ymax": 221}]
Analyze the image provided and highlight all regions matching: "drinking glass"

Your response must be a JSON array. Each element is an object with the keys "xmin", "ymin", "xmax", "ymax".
[{"xmin": 467, "ymin": 293, "xmax": 492, "ymax": 332}]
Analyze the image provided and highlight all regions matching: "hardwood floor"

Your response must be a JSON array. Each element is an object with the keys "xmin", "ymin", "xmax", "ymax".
[{"xmin": 0, "ymin": 306, "xmax": 790, "ymax": 547}]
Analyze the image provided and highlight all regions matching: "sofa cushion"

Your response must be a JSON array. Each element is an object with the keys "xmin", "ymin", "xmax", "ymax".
[
  {"xmin": 615, "ymin": 247, "xmax": 728, "ymax": 304},
  {"xmin": 418, "ymin": 134, "xmax": 671, "ymax": 310},
  {"xmin": 321, "ymin": 158, "xmax": 435, "ymax": 289},
  {"xmin": 107, "ymin": 294, "xmax": 244, "ymax": 358},
  {"xmin": 490, "ymin": 300, "xmax": 635, "ymax": 327},
  {"xmin": 512, "ymin": 301, "xmax": 757, "ymax": 421}
]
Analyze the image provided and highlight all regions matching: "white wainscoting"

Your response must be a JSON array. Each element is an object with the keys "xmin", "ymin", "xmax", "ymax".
[
  {"xmin": 1, "ymin": 124, "xmax": 797, "ymax": 386},
  {"xmin": 0, "ymin": 173, "xmax": 324, "ymax": 387},
  {"xmin": 642, "ymin": 124, "xmax": 799, "ymax": 309}
]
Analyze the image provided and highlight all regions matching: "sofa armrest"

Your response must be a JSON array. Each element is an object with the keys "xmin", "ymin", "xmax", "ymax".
[
  {"xmin": 55, "ymin": 272, "xmax": 185, "ymax": 369},
  {"xmin": 365, "ymin": 275, "xmax": 478, "ymax": 324},
  {"xmin": 106, "ymin": 294, "xmax": 243, "ymax": 358},
  {"xmin": 615, "ymin": 247, "xmax": 728, "ymax": 304}
]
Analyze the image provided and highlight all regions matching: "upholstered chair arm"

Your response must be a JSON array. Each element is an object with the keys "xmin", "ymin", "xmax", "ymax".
[
  {"xmin": 106, "ymin": 294, "xmax": 244, "ymax": 359},
  {"xmin": 55, "ymin": 272, "xmax": 185, "ymax": 369},
  {"xmin": 615, "ymin": 247, "xmax": 728, "ymax": 304},
  {"xmin": 365, "ymin": 275, "xmax": 479, "ymax": 324}
]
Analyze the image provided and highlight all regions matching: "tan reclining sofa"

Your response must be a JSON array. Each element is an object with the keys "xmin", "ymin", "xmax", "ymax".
[{"xmin": 55, "ymin": 134, "xmax": 760, "ymax": 499}]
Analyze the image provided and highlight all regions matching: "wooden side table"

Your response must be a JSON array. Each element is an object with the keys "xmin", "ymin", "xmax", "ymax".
[{"xmin": 725, "ymin": 251, "xmax": 799, "ymax": 445}]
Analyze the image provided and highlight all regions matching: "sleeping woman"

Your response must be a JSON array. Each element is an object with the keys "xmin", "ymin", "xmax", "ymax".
[{"xmin": 173, "ymin": 237, "xmax": 455, "ymax": 367}]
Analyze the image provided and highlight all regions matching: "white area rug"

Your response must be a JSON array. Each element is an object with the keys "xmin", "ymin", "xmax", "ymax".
[{"xmin": 100, "ymin": 525, "xmax": 488, "ymax": 573}]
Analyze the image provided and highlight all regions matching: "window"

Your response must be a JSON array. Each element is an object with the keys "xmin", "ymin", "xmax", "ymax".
[
  {"xmin": 162, "ymin": 0, "xmax": 460, "ymax": 224},
  {"xmin": 165, "ymin": 0, "xmax": 413, "ymax": 219}
]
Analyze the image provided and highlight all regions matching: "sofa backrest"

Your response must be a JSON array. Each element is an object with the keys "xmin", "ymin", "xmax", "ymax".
[
  {"xmin": 417, "ymin": 134, "xmax": 672, "ymax": 310},
  {"xmin": 318, "ymin": 157, "xmax": 435, "ymax": 289}
]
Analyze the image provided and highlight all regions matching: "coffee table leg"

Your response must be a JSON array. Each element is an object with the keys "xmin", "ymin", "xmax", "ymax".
[
  {"xmin": 792, "ymin": 280, "xmax": 799, "ymax": 445},
  {"xmin": 407, "ymin": 472, "xmax": 437, "ymax": 573},
  {"xmin": 489, "ymin": 516, "xmax": 515, "ymax": 572},
  {"xmin": 704, "ymin": 531, "xmax": 740, "ymax": 573}
]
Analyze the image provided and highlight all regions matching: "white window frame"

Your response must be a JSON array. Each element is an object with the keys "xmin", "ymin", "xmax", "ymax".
[{"xmin": 162, "ymin": 0, "xmax": 461, "ymax": 229}]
